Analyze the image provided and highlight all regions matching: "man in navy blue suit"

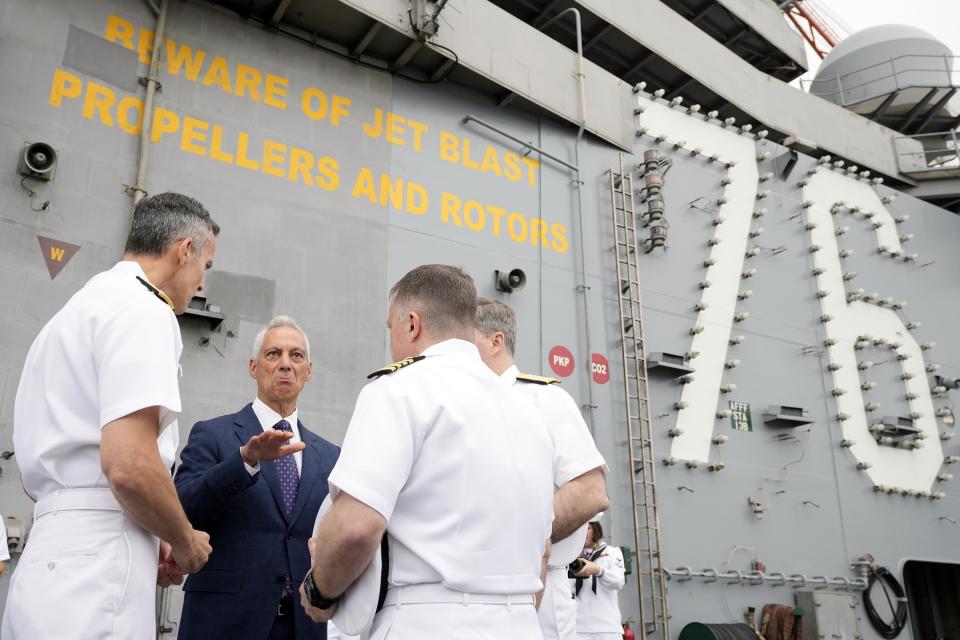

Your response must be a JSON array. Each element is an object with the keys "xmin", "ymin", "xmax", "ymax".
[{"xmin": 175, "ymin": 315, "xmax": 340, "ymax": 639}]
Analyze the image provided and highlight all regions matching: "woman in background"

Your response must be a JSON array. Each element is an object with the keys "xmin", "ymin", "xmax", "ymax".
[{"xmin": 572, "ymin": 520, "xmax": 626, "ymax": 640}]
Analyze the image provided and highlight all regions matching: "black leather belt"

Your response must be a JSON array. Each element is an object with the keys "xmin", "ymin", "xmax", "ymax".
[{"xmin": 277, "ymin": 594, "xmax": 294, "ymax": 617}]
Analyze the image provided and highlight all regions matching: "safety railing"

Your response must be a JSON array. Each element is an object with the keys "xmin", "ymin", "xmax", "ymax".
[
  {"xmin": 801, "ymin": 54, "xmax": 960, "ymax": 106},
  {"xmin": 894, "ymin": 129, "xmax": 960, "ymax": 176},
  {"xmin": 665, "ymin": 566, "xmax": 869, "ymax": 591}
]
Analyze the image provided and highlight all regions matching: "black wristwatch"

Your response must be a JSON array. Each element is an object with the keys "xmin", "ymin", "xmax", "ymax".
[{"xmin": 302, "ymin": 571, "xmax": 340, "ymax": 610}]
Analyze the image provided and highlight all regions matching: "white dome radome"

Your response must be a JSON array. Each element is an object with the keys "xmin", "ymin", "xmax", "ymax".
[{"xmin": 809, "ymin": 24, "xmax": 957, "ymax": 120}]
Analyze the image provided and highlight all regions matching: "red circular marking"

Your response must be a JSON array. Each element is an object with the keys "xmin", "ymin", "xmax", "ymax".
[
  {"xmin": 548, "ymin": 345, "xmax": 575, "ymax": 377},
  {"xmin": 591, "ymin": 353, "xmax": 610, "ymax": 384}
]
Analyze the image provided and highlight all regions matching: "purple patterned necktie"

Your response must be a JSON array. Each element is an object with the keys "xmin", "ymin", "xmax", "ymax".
[{"xmin": 273, "ymin": 419, "xmax": 300, "ymax": 517}]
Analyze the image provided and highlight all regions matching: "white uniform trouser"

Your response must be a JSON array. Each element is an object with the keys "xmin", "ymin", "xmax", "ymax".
[
  {"xmin": 538, "ymin": 565, "xmax": 577, "ymax": 640},
  {"xmin": 370, "ymin": 584, "xmax": 543, "ymax": 640},
  {"xmin": 0, "ymin": 488, "xmax": 159, "ymax": 640},
  {"xmin": 327, "ymin": 621, "xmax": 362, "ymax": 640}
]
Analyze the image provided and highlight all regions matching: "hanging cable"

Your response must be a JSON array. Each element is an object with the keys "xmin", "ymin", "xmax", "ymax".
[
  {"xmin": 20, "ymin": 177, "xmax": 50, "ymax": 212},
  {"xmin": 863, "ymin": 563, "xmax": 908, "ymax": 639}
]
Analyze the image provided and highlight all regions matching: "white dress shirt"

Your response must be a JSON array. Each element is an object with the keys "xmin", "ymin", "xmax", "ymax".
[
  {"xmin": 329, "ymin": 339, "xmax": 555, "ymax": 594},
  {"xmin": 502, "ymin": 364, "xmax": 607, "ymax": 566},
  {"xmin": 243, "ymin": 397, "xmax": 302, "ymax": 475},
  {"xmin": 14, "ymin": 261, "xmax": 182, "ymax": 500}
]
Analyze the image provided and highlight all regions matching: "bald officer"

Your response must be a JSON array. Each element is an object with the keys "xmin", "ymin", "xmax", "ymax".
[
  {"xmin": 474, "ymin": 298, "xmax": 609, "ymax": 640},
  {"xmin": 2, "ymin": 193, "xmax": 217, "ymax": 638},
  {"xmin": 300, "ymin": 264, "xmax": 555, "ymax": 639}
]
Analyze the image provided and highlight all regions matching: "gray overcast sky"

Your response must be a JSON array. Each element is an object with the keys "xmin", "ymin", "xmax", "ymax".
[{"xmin": 803, "ymin": 0, "xmax": 960, "ymax": 75}]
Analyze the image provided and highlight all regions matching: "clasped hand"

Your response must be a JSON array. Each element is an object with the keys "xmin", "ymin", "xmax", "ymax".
[{"xmin": 157, "ymin": 540, "xmax": 184, "ymax": 587}]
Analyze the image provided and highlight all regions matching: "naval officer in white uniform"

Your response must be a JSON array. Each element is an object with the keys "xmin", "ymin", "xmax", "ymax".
[
  {"xmin": 474, "ymin": 298, "xmax": 609, "ymax": 640},
  {"xmin": 1, "ymin": 192, "xmax": 217, "ymax": 639},
  {"xmin": 299, "ymin": 264, "xmax": 556, "ymax": 639}
]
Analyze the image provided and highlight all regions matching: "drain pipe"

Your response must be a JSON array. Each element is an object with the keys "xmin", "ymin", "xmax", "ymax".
[
  {"xmin": 132, "ymin": 0, "xmax": 169, "ymax": 204},
  {"xmin": 540, "ymin": 8, "xmax": 587, "ymax": 135},
  {"xmin": 540, "ymin": 8, "xmax": 597, "ymax": 436}
]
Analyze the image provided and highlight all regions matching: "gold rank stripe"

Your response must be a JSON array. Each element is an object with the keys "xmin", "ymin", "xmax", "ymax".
[
  {"xmin": 136, "ymin": 276, "xmax": 175, "ymax": 310},
  {"xmin": 367, "ymin": 355, "xmax": 426, "ymax": 379},
  {"xmin": 516, "ymin": 372, "xmax": 560, "ymax": 385}
]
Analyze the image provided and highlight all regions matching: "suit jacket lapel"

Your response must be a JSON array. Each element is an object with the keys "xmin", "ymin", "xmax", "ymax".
[
  {"xmin": 234, "ymin": 404, "xmax": 288, "ymax": 523},
  {"xmin": 289, "ymin": 422, "xmax": 325, "ymax": 527}
]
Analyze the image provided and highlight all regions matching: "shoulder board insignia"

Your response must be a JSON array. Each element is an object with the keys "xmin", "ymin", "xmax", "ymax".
[
  {"xmin": 516, "ymin": 373, "xmax": 561, "ymax": 385},
  {"xmin": 367, "ymin": 355, "xmax": 426, "ymax": 379}
]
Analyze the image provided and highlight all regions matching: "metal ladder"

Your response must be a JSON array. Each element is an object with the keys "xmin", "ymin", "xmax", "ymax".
[{"xmin": 609, "ymin": 154, "xmax": 670, "ymax": 640}]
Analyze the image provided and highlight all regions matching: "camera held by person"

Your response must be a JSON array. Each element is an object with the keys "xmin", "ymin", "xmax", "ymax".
[{"xmin": 567, "ymin": 558, "xmax": 586, "ymax": 579}]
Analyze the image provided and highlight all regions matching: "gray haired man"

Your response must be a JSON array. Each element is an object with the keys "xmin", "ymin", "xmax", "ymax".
[
  {"xmin": 474, "ymin": 297, "xmax": 610, "ymax": 640},
  {"xmin": 3, "ymin": 192, "xmax": 217, "ymax": 638},
  {"xmin": 175, "ymin": 316, "xmax": 340, "ymax": 640}
]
